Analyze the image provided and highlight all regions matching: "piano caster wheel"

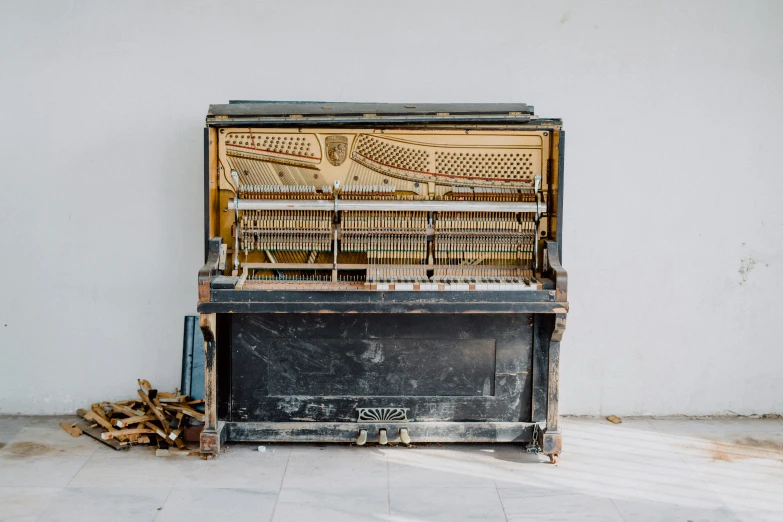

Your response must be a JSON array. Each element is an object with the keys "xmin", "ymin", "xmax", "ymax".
[
  {"xmin": 378, "ymin": 429, "xmax": 388, "ymax": 445},
  {"xmin": 356, "ymin": 429, "xmax": 367, "ymax": 446},
  {"xmin": 549, "ymin": 454, "xmax": 559, "ymax": 465},
  {"xmin": 399, "ymin": 428, "xmax": 411, "ymax": 445}
]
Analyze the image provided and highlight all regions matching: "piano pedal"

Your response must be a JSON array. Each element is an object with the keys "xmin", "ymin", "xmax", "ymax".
[
  {"xmin": 399, "ymin": 428, "xmax": 411, "ymax": 445},
  {"xmin": 378, "ymin": 429, "xmax": 388, "ymax": 445},
  {"xmin": 356, "ymin": 429, "xmax": 367, "ymax": 446}
]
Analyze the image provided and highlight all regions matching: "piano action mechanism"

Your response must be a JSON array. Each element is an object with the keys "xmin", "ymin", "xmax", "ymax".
[{"xmin": 198, "ymin": 102, "xmax": 567, "ymax": 462}]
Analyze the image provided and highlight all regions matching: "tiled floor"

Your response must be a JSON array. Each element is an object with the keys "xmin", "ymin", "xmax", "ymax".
[{"xmin": 0, "ymin": 416, "xmax": 782, "ymax": 521}]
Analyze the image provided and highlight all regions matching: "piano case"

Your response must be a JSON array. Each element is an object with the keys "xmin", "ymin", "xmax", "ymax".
[{"xmin": 197, "ymin": 102, "xmax": 567, "ymax": 462}]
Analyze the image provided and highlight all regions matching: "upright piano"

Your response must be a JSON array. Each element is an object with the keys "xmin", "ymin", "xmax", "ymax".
[{"xmin": 197, "ymin": 102, "xmax": 568, "ymax": 462}]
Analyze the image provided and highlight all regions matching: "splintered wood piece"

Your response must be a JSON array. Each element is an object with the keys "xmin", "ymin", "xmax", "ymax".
[
  {"xmin": 157, "ymin": 395, "xmax": 188, "ymax": 403},
  {"xmin": 157, "ymin": 447, "xmax": 192, "ymax": 457},
  {"xmin": 137, "ymin": 435, "xmax": 151, "ymax": 445},
  {"xmin": 606, "ymin": 415, "xmax": 622, "ymax": 424},
  {"xmin": 73, "ymin": 419, "xmax": 129, "ymax": 451},
  {"xmin": 76, "ymin": 408, "xmax": 91, "ymax": 419},
  {"xmin": 101, "ymin": 428, "xmax": 155, "ymax": 440},
  {"xmin": 91, "ymin": 404, "xmax": 123, "ymax": 431},
  {"xmin": 91, "ymin": 404, "xmax": 110, "ymax": 421},
  {"xmin": 154, "ymin": 434, "xmax": 170, "ymax": 449},
  {"xmin": 137, "ymin": 390, "xmax": 169, "ymax": 430},
  {"xmin": 59, "ymin": 422, "xmax": 82, "ymax": 437},
  {"xmin": 138, "ymin": 379, "xmax": 152, "ymax": 392},
  {"xmin": 108, "ymin": 403, "xmax": 145, "ymax": 417},
  {"xmin": 163, "ymin": 413, "xmax": 187, "ymax": 449},
  {"xmin": 83, "ymin": 411, "xmax": 127, "ymax": 442},
  {"xmin": 171, "ymin": 432, "xmax": 186, "ymax": 449},
  {"xmin": 169, "ymin": 412, "xmax": 185, "ymax": 430},
  {"xmin": 162, "ymin": 405, "xmax": 205, "ymax": 422},
  {"xmin": 143, "ymin": 421, "xmax": 168, "ymax": 440},
  {"xmin": 184, "ymin": 399, "xmax": 205, "ymax": 405},
  {"xmin": 83, "ymin": 412, "xmax": 110, "ymax": 431},
  {"xmin": 115, "ymin": 415, "xmax": 156, "ymax": 428},
  {"xmin": 152, "ymin": 397, "xmax": 172, "ymax": 431},
  {"xmin": 166, "ymin": 428, "xmax": 183, "ymax": 443}
]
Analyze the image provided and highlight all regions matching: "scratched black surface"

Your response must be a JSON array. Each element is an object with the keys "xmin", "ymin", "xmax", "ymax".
[{"xmin": 229, "ymin": 314, "xmax": 533, "ymax": 423}]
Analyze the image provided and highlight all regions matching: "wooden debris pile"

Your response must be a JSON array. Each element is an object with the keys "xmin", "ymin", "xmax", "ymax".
[{"xmin": 65, "ymin": 379, "xmax": 204, "ymax": 451}]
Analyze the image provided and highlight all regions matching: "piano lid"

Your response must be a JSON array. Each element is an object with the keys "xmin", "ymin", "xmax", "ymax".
[{"xmin": 207, "ymin": 102, "xmax": 549, "ymax": 125}]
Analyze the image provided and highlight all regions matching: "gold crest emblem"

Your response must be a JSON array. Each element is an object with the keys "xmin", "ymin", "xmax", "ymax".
[{"xmin": 325, "ymin": 136, "xmax": 348, "ymax": 166}]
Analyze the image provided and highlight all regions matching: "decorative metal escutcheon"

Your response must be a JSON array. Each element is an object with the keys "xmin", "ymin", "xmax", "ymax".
[{"xmin": 356, "ymin": 407, "xmax": 410, "ymax": 423}]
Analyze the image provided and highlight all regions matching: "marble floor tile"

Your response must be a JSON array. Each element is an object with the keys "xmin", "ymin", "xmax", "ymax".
[
  {"xmin": 648, "ymin": 417, "xmax": 783, "ymax": 438},
  {"xmin": 174, "ymin": 444, "xmax": 289, "ymax": 491},
  {"xmin": 281, "ymin": 450, "xmax": 388, "ymax": 491},
  {"xmin": 273, "ymin": 487, "xmax": 388, "ymax": 522},
  {"xmin": 0, "ymin": 487, "xmax": 61, "ymax": 522},
  {"xmin": 680, "ymin": 456, "xmax": 783, "ymax": 522},
  {"xmin": 387, "ymin": 448, "xmax": 502, "ymax": 488},
  {"xmin": 287, "ymin": 442, "xmax": 382, "ymax": 460},
  {"xmin": 37, "ymin": 487, "xmax": 169, "ymax": 522},
  {"xmin": 68, "ymin": 447, "xmax": 187, "ymax": 488},
  {"xmin": 501, "ymin": 493, "xmax": 625, "ymax": 521},
  {"xmin": 1, "ymin": 415, "xmax": 781, "ymax": 521},
  {"xmin": 611, "ymin": 498, "xmax": 742, "ymax": 522},
  {"xmin": 2, "ymin": 425, "xmax": 100, "ymax": 455},
  {"xmin": 389, "ymin": 486, "xmax": 507, "ymax": 521},
  {"xmin": 0, "ymin": 432, "xmax": 95, "ymax": 487},
  {"xmin": 157, "ymin": 487, "xmax": 277, "ymax": 522}
]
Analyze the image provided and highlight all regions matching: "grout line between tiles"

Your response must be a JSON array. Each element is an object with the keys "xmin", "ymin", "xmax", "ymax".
[
  {"xmin": 609, "ymin": 497, "xmax": 627, "ymax": 522},
  {"xmin": 269, "ymin": 445, "xmax": 292, "ymax": 522},
  {"xmin": 494, "ymin": 480, "xmax": 509, "ymax": 522},
  {"xmin": 62, "ymin": 443, "xmax": 99, "ymax": 488},
  {"xmin": 152, "ymin": 484, "xmax": 175, "ymax": 521}
]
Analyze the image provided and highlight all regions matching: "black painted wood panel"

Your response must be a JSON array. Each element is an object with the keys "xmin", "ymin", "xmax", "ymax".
[
  {"xmin": 229, "ymin": 314, "xmax": 533, "ymax": 423},
  {"xmin": 266, "ymin": 338, "xmax": 495, "ymax": 397}
]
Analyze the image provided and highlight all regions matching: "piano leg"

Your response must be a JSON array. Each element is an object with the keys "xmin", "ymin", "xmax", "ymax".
[
  {"xmin": 199, "ymin": 313, "xmax": 225, "ymax": 457},
  {"xmin": 543, "ymin": 313, "xmax": 567, "ymax": 463}
]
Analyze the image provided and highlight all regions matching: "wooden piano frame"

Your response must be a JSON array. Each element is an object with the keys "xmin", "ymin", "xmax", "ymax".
[{"xmin": 196, "ymin": 103, "xmax": 567, "ymax": 462}]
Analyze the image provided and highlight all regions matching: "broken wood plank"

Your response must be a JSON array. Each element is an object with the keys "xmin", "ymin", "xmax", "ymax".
[
  {"xmin": 107, "ymin": 402, "xmax": 145, "ymax": 418},
  {"xmin": 115, "ymin": 415, "xmax": 156, "ymax": 428},
  {"xmin": 101, "ymin": 428, "xmax": 155, "ymax": 440},
  {"xmin": 162, "ymin": 405, "xmax": 205, "ymax": 422},
  {"xmin": 91, "ymin": 404, "xmax": 111, "ymax": 422},
  {"xmin": 73, "ymin": 419, "xmax": 129, "ymax": 451},
  {"xmin": 169, "ymin": 412, "xmax": 185, "ymax": 430},
  {"xmin": 83, "ymin": 411, "xmax": 127, "ymax": 442},
  {"xmin": 59, "ymin": 422, "xmax": 82, "ymax": 437},
  {"xmin": 156, "ymin": 447, "xmax": 193, "ymax": 457},
  {"xmin": 137, "ymin": 390, "xmax": 170, "ymax": 431},
  {"xmin": 171, "ymin": 433, "xmax": 186, "ymax": 449},
  {"xmin": 143, "ymin": 421, "xmax": 168, "ymax": 440},
  {"xmin": 157, "ymin": 395, "xmax": 189, "ymax": 403}
]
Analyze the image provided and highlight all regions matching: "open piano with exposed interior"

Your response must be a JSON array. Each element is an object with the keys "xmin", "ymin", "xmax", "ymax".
[{"xmin": 197, "ymin": 102, "xmax": 568, "ymax": 462}]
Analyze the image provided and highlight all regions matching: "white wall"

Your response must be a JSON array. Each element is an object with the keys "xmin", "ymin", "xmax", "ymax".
[{"xmin": 1, "ymin": 0, "xmax": 781, "ymax": 416}]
